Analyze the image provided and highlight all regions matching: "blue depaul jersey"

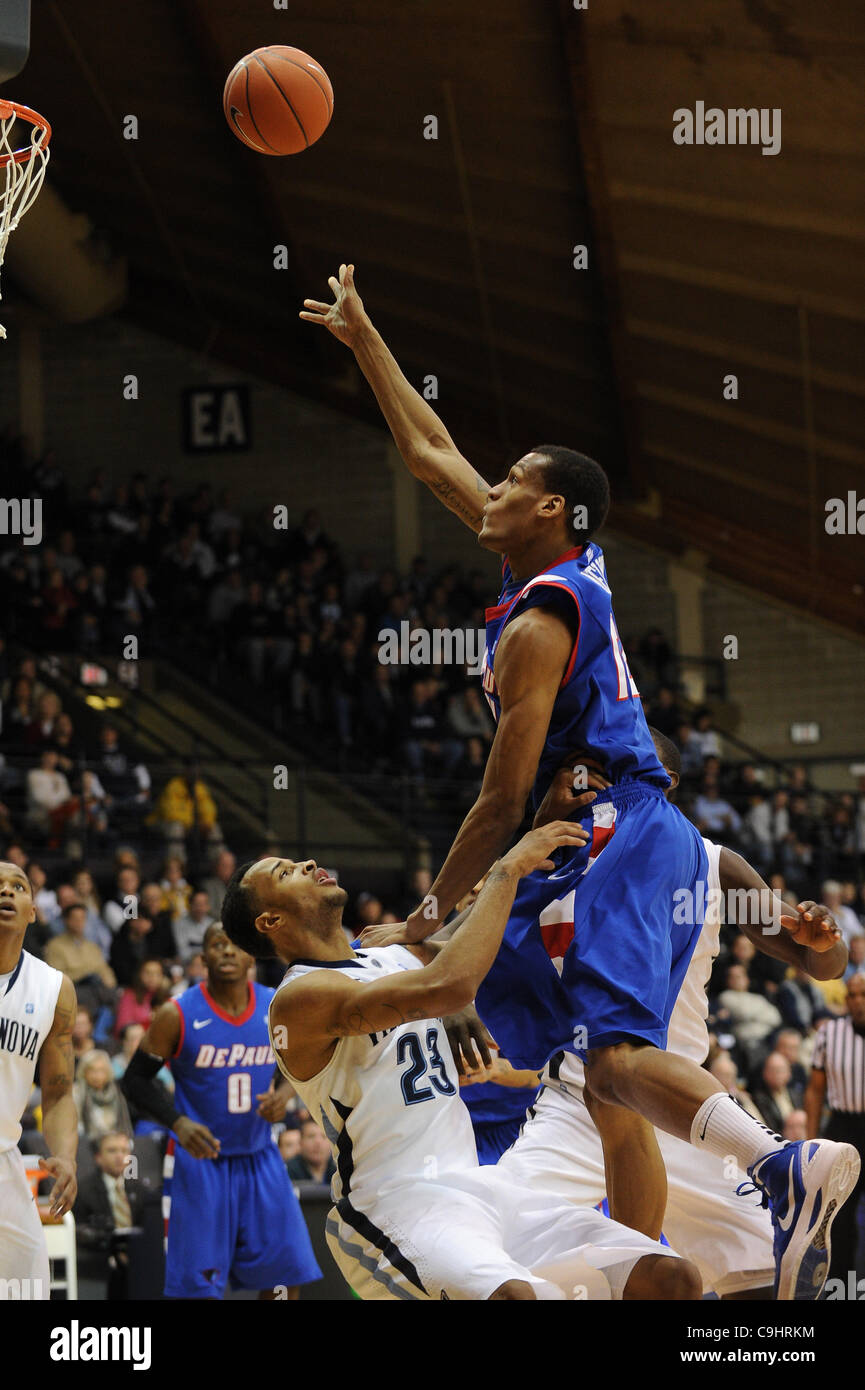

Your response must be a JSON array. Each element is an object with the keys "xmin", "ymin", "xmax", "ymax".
[
  {"xmin": 481, "ymin": 542, "xmax": 669, "ymax": 809},
  {"xmin": 170, "ymin": 982, "xmax": 277, "ymax": 1156}
]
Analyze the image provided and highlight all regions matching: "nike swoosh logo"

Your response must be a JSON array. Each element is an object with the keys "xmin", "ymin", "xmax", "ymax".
[
  {"xmin": 193, "ymin": 1018, "xmax": 212, "ymax": 1030},
  {"xmin": 775, "ymin": 1160, "xmax": 799, "ymax": 1233}
]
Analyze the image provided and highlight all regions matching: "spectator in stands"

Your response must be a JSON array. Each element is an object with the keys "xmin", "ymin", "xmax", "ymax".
[
  {"xmin": 677, "ymin": 722, "xmax": 705, "ymax": 781},
  {"xmin": 646, "ymin": 685, "xmax": 681, "ymax": 740},
  {"xmin": 28, "ymin": 861, "xmax": 58, "ymax": 926},
  {"xmin": 149, "ymin": 763, "xmax": 222, "ymax": 856},
  {"xmin": 26, "ymin": 748, "xmax": 78, "ymax": 845},
  {"xmin": 96, "ymin": 725, "xmax": 151, "ymax": 826},
  {"xmin": 773, "ymin": 1028, "xmax": 809, "ymax": 1100},
  {"xmin": 776, "ymin": 966, "xmax": 834, "ymax": 1033},
  {"xmin": 72, "ymin": 1006, "xmax": 96, "ymax": 1064},
  {"xmin": 693, "ymin": 778, "xmax": 742, "ymax": 844},
  {"xmin": 706, "ymin": 1050, "xmax": 764, "ymax": 1122},
  {"xmin": 44, "ymin": 902, "xmax": 117, "ymax": 992},
  {"xmin": 400, "ymin": 678, "xmax": 463, "ymax": 781},
  {"xmin": 114, "ymin": 958, "xmax": 171, "ymax": 1037},
  {"xmin": 717, "ymin": 963, "xmax": 782, "ymax": 1061},
  {"xmin": 751, "ymin": 1052, "xmax": 797, "ymax": 1134},
  {"xmin": 73, "ymin": 1130, "xmax": 144, "ymax": 1299},
  {"xmin": 70, "ymin": 869, "xmax": 112, "ymax": 956},
  {"xmin": 110, "ymin": 909, "xmax": 174, "ymax": 989},
  {"xmin": 285, "ymin": 1119, "xmax": 336, "ymax": 1186},
  {"xmin": 201, "ymin": 847, "xmax": 236, "ymax": 919},
  {"xmin": 783, "ymin": 1111, "xmax": 808, "ymax": 1142},
  {"xmin": 358, "ymin": 662, "xmax": 399, "ymax": 766},
  {"xmin": 821, "ymin": 879, "xmax": 862, "ymax": 949},
  {"xmin": 691, "ymin": 707, "xmax": 721, "ymax": 761},
  {"xmin": 446, "ymin": 684, "xmax": 494, "ymax": 750},
  {"xmin": 278, "ymin": 1126, "xmax": 302, "ymax": 1166},
  {"xmin": 173, "ymin": 889, "xmax": 215, "ymax": 962},
  {"xmin": 158, "ymin": 855, "xmax": 192, "ymax": 921},
  {"xmin": 102, "ymin": 866, "xmax": 143, "ymax": 935},
  {"xmin": 74, "ymin": 1051, "xmax": 134, "ymax": 1145},
  {"xmin": 845, "ymin": 936, "xmax": 865, "ymax": 981}
]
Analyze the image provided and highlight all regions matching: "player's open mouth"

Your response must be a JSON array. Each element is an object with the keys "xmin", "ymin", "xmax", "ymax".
[
  {"xmin": 0, "ymin": 902, "xmax": 17, "ymax": 916},
  {"xmin": 315, "ymin": 869, "xmax": 336, "ymax": 886}
]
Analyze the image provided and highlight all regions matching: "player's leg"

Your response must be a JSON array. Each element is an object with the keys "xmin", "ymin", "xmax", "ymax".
[
  {"xmin": 0, "ymin": 1150, "xmax": 50, "ymax": 1300},
  {"xmin": 162, "ymin": 1141, "xmax": 232, "ymax": 1300},
  {"xmin": 490, "ymin": 1166, "xmax": 700, "ymax": 1301},
  {"xmin": 655, "ymin": 1127, "xmax": 774, "ymax": 1298},
  {"xmin": 585, "ymin": 1040, "xmax": 861, "ymax": 1300},
  {"xmin": 331, "ymin": 1179, "xmax": 562, "ymax": 1301},
  {"xmin": 584, "ymin": 1086, "xmax": 666, "ymax": 1238},
  {"xmin": 228, "ymin": 1147, "xmax": 321, "ymax": 1298}
]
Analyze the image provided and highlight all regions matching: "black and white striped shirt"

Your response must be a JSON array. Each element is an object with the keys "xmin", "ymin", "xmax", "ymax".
[{"xmin": 811, "ymin": 1017, "xmax": 865, "ymax": 1113}]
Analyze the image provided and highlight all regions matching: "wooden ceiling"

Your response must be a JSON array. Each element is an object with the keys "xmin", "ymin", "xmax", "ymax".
[{"xmin": 5, "ymin": 0, "xmax": 864, "ymax": 633}]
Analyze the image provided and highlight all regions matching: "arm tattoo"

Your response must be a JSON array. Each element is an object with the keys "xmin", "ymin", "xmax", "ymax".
[
  {"xmin": 429, "ymin": 477, "xmax": 484, "ymax": 528},
  {"xmin": 339, "ymin": 1001, "xmax": 426, "ymax": 1036}
]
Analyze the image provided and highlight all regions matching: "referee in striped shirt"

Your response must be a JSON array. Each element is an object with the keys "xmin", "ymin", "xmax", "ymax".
[{"xmin": 805, "ymin": 973, "xmax": 865, "ymax": 1280}]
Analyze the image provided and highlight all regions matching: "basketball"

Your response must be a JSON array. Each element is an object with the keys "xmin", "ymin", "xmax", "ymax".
[{"xmin": 223, "ymin": 46, "xmax": 333, "ymax": 155}]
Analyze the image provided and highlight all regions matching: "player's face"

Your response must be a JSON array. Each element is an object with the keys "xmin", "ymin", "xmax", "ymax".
[
  {"xmin": 203, "ymin": 925, "xmax": 253, "ymax": 982},
  {"xmin": 847, "ymin": 977, "xmax": 865, "ymax": 1026},
  {"xmin": 478, "ymin": 453, "xmax": 562, "ymax": 553},
  {"xmin": 244, "ymin": 857, "xmax": 348, "ymax": 941},
  {"xmin": 0, "ymin": 862, "xmax": 35, "ymax": 935}
]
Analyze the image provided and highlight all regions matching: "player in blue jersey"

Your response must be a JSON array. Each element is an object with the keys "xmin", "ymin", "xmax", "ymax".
[
  {"xmin": 300, "ymin": 263, "xmax": 861, "ymax": 1300},
  {"xmin": 122, "ymin": 923, "xmax": 321, "ymax": 1300}
]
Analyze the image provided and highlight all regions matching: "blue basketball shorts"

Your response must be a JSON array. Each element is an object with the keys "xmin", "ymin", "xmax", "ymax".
[
  {"xmin": 476, "ymin": 783, "xmax": 708, "ymax": 1070},
  {"xmin": 163, "ymin": 1139, "xmax": 322, "ymax": 1298}
]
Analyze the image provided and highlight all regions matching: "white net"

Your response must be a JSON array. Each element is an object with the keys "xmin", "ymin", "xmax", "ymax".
[{"xmin": 0, "ymin": 101, "xmax": 51, "ymax": 339}]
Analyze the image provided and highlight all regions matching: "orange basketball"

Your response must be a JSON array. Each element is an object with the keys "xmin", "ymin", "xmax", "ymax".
[{"xmin": 223, "ymin": 46, "xmax": 333, "ymax": 156}]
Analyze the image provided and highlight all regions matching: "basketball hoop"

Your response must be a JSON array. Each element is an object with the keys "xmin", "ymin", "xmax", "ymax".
[{"xmin": 0, "ymin": 99, "xmax": 51, "ymax": 339}]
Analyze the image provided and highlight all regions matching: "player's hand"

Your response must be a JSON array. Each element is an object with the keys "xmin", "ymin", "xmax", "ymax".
[
  {"xmin": 779, "ymin": 901, "xmax": 843, "ymax": 954},
  {"xmin": 300, "ymin": 262, "xmax": 368, "ymax": 348},
  {"xmin": 174, "ymin": 1116, "xmax": 221, "ymax": 1159},
  {"xmin": 443, "ymin": 1004, "xmax": 496, "ymax": 1076},
  {"xmin": 500, "ymin": 821, "xmax": 590, "ymax": 878},
  {"xmin": 533, "ymin": 751, "xmax": 610, "ymax": 829},
  {"xmin": 256, "ymin": 1087, "xmax": 290, "ymax": 1123},
  {"xmin": 358, "ymin": 920, "xmax": 411, "ymax": 949},
  {"xmin": 39, "ymin": 1155, "xmax": 77, "ymax": 1218}
]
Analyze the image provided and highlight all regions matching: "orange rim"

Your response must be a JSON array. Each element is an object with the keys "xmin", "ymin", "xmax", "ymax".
[{"xmin": 0, "ymin": 99, "xmax": 52, "ymax": 167}]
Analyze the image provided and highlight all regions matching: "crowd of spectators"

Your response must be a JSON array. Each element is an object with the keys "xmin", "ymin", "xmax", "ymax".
[{"xmin": 4, "ymin": 430, "xmax": 865, "ymax": 1283}]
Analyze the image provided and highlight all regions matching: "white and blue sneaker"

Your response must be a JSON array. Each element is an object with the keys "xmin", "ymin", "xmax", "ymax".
[{"xmin": 746, "ymin": 1140, "xmax": 860, "ymax": 1300}]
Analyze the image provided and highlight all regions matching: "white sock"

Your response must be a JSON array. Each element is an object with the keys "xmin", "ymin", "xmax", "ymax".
[{"xmin": 690, "ymin": 1092, "xmax": 786, "ymax": 1173}]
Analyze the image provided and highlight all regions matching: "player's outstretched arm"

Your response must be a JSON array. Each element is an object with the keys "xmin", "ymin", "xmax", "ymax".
[
  {"xmin": 718, "ymin": 848, "xmax": 848, "ymax": 981},
  {"xmin": 39, "ymin": 974, "xmax": 79, "ymax": 1217},
  {"xmin": 400, "ymin": 606, "xmax": 577, "ymax": 940},
  {"xmin": 300, "ymin": 263, "xmax": 487, "ymax": 532},
  {"xmin": 123, "ymin": 1002, "xmax": 221, "ymax": 1158},
  {"xmin": 275, "ymin": 824, "xmax": 586, "ymax": 1081}
]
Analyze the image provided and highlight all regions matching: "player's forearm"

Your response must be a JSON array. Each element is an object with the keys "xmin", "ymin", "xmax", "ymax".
[
  {"xmin": 41, "ymin": 1094, "xmax": 78, "ymax": 1162},
  {"xmin": 423, "ymin": 863, "xmax": 520, "ymax": 1004},
  {"xmin": 121, "ymin": 1051, "xmax": 182, "ymax": 1128},
  {"xmin": 409, "ymin": 794, "xmax": 525, "ymax": 939},
  {"xmin": 352, "ymin": 320, "xmax": 457, "ymax": 474},
  {"xmin": 804, "ymin": 1082, "xmax": 824, "ymax": 1139}
]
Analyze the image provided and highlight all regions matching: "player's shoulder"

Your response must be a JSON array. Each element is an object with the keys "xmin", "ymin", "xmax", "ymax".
[{"xmin": 19, "ymin": 948, "xmax": 63, "ymax": 986}]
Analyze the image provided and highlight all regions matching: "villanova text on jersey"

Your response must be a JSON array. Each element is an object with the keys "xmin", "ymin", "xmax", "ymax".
[
  {"xmin": 481, "ymin": 542, "xmax": 670, "ymax": 806},
  {"xmin": 0, "ymin": 1014, "xmax": 40, "ymax": 1062}
]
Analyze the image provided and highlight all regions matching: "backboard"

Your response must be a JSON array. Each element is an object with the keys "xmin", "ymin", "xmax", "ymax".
[{"xmin": 0, "ymin": 0, "xmax": 30, "ymax": 83}]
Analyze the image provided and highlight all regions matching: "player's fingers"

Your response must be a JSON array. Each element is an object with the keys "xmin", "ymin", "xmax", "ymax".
[
  {"xmin": 298, "ymin": 312, "xmax": 330, "ymax": 325},
  {"xmin": 797, "ymin": 900, "xmax": 818, "ymax": 920},
  {"xmin": 569, "ymin": 790, "xmax": 597, "ymax": 810}
]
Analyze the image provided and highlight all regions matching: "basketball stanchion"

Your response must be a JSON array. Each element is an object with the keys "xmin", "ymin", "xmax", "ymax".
[{"xmin": 0, "ymin": 98, "xmax": 51, "ymax": 339}]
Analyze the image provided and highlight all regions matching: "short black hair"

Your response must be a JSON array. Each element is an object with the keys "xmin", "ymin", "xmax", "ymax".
[
  {"xmin": 648, "ymin": 725, "xmax": 681, "ymax": 778},
  {"xmin": 531, "ymin": 445, "xmax": 610, "ymax": 541},
  {"xmin": 221, "ymin": 861, "xmax": 274, "ymax": 959}
]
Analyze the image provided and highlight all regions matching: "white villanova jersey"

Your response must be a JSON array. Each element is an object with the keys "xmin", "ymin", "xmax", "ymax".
[
  {"xmin": 270, "ymin": 946, "xmax": 478, "ymax": 1198},
  {"xmin": 0, "ymin": 950, "xmax": 63, "ymax": 1154},
  {"xmin": 549, "ymin": 837, "xmax": 723, "ymax": 1093}
]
